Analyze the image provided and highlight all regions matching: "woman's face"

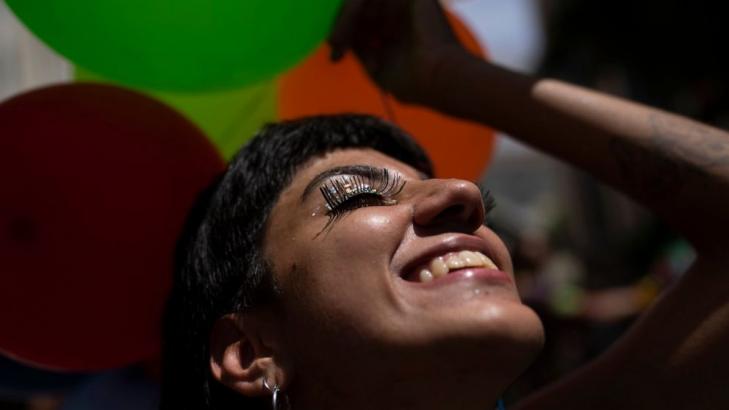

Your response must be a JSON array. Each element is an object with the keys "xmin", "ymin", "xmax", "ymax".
[{"xmin": 264, "ymin": 148, "xmax": 544, "ymax": 407}]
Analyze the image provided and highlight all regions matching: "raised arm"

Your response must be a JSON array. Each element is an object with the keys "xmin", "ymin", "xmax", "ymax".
[
  {"xmin": 330, "ymin": 0, "xmax": 729, "ymax": 407},
  {"xmin": 427, "ymin": 57, "xmax": 729, "ymax": 256}
]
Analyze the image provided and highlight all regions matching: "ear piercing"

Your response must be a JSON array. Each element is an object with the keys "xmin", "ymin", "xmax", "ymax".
[{"xmin": 263, "ymin": 378, "xmax": 290, "ymax": 410}]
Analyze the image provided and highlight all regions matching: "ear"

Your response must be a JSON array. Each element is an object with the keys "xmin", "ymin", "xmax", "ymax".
[{"xmin": 209, "ymin": 311, "xmax": 290, "ymax": 397}]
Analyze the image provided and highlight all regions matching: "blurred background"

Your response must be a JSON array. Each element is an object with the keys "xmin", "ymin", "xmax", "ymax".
[{"xmin": 1, "ymin": 0, "xmax": 727, "ymax": 408}]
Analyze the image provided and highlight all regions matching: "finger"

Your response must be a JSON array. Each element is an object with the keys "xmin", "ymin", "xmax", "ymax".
[
  {"xmin": 353, "ymin": 33, "xmax": 400, "ymax": 91},
  {"xmin": 379, "ymin": 0, "xmax": 409, "ymax": 44},
  {"xmin": 328, "ymin": 0, "xmax": 368, "ymax": 61},
  {"xmin": 414, "ymin": 0, "xmax": 457, "ymax": 42},
  {"xmin": 349, "ymin": 0, "xmax": 387, "ymax": 68}
]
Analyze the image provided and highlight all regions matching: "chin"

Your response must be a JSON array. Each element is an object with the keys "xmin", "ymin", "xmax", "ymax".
[{"xmin": 425, "ymin": 299, "xmax": 546, "ymax": 384}]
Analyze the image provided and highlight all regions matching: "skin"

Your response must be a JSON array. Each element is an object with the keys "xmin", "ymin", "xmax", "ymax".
[
  {"xmin": 264, "ymin": 149, "xmax": 543, "ymax": 410},
  {"xmin": 212, "ymin": 1, "xmax": 729, "ymax": 409},
  {"xmin": 211, "ymin": 149, "xmax": 544, "ymax": 410},
  {"xmin": 328, "ymin": 0, "xmax": 729, "ymax": 408}
]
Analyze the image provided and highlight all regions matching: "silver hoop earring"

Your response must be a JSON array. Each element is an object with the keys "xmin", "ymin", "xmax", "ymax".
[{"xmin": 263, "ymin": 378, "xmax": 290, "ymax": 410}]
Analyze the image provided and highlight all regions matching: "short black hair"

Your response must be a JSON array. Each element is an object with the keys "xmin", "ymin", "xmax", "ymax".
[{"xmin": 161, "ymin": 114, "xmax": 433, "ymax": 410}]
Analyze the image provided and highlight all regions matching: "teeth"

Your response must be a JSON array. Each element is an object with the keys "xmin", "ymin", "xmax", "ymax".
[
  {"xmin": 445, "ymin": 255, "xmax": 465, "ymax": 269},
  {"xmin": 480, "ymin": 253, "xmax": 498, "ymax": 269},
  {"xmin": 430, "ymin": 257, "xmax": 449, "ymax": 277},
  {"xmin": 459, "ymin": 250, "xmax": 479, "ymax": 265},
  {"xmin": 416, "ymin": 251, "xmax": 499, "ymax": 283}
]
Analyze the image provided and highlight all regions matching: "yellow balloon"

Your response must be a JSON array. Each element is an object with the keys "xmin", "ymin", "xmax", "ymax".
[{"xmin": 76, "ymin": 67, "xmax": 277, "ymax": 159}]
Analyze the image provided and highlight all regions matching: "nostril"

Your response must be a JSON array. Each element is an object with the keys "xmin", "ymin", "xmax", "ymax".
[
  {"xmin": 418, "ymin": 202, "xmax": 482, "ymax": 233},
  {"xmin": 412, "ymin": 179, "xmax": 485, "ymax": 230},
  {"xmin": 436, "ymin": 205, "xmax": 467, "ymax": 223}
]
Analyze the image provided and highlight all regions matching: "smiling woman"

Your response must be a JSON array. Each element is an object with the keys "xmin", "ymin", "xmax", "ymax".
[
  {"xmin": 162, "ymin": 115, "xmax": 543, "ymax": 410},
  {"xmin": 264, "ymin": 145, "xmax": 543, "ymax": 409},
  {"xmin": 163, "ymin": 1, "xmax": 729, "ymax": 409}
]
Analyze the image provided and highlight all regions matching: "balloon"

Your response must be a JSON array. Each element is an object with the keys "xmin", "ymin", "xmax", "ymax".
[
  {"xmin": 0, "ymin": 84, "xmax": 225, "ymax": 371},
  {"xmin": 6, "ymin": 0, "xmax": 342, "ymax": 91},
  {"xmin": 76, "ymin": 67, "xmax": 277, "ymax": 159},
  {"xmin": 279, "ymin": 13, "xmax": 496, "ymax": 181}
]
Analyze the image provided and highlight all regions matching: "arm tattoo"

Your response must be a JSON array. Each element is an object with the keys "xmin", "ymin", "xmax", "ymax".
[
  {"xmin": 648, "ymin": 113, "xmax": 729, "ymax": 169},
  {"xmin": 609, "ymin": 113, "xmax": 729, "ymax": 200}
]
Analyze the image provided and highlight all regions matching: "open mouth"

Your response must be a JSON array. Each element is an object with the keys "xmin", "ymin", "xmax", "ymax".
[{"xmin": 403, "ymin": 250, "xmax": 500, "ymax": 283}]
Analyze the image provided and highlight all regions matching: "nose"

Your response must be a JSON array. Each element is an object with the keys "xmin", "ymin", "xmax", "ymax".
[{"xmin": 412, "ymin": 179, "xmax": 485, "ymax": 233}]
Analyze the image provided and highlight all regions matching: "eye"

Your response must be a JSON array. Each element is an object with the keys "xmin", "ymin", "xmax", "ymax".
[
  {"xmin": 318, "ymin": 168, "xmax": 405, "ymax": 228},
  {"xmin": 328, "ymin": 192, "xmax": 393, "ymax": 215}
]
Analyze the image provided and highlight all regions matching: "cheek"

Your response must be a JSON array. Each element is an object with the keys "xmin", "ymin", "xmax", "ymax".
[
  {"xmin": 285, "ymin": 208, "xmax": 407, "ymax": 328},
  {"xmin": 309, "ymin": 208, "xmax": 403, "ymax": 270},
  {"xmin": 330, "ymin": 211, "xmax": 397, "ymax": 255}
]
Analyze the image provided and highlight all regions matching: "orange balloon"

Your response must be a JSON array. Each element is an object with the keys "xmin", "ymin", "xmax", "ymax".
[{"xmin": 279, "ymin": 13, "xmax": 495, "ymax": 180}]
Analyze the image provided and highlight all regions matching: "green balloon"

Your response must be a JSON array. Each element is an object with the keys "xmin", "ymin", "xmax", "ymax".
[
  {"xmin": 76, "ymin": 67, "xmax": 277, "ymax": 159},
  {"xmin": 9, "ymin": 0, "xmax": 341, "ymax": 91}
]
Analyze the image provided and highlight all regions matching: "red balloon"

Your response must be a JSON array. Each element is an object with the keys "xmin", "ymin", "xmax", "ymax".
[{"xmin": 0, "ymin": 84, "xmax": 225, "ymax": 371}]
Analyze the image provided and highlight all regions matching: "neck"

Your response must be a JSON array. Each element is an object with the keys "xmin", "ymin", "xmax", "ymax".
[{"xmin": 291, "ymin": 368, "xmax": 507, "ymax": 410}]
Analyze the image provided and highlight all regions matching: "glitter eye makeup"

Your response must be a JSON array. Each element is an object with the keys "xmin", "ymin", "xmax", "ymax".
[{"xmin": 318, "ymin": 167, "xmax": 406, "ymax": 229}]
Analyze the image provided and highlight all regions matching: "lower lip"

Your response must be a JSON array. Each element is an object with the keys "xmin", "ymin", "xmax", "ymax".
[{"xmin": 411, "ymin": 267, "xmax": 513, "ymax": 287}]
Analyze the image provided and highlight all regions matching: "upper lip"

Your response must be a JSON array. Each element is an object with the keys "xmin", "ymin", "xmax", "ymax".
[{"xmin": 396, "ymin": 234, "xmax": 502, "ymax": 280}]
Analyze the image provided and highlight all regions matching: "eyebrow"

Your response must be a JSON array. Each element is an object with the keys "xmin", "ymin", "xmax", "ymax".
[{"xmin": 302, "ymin": 165, "xmax": 383, "ymax": 201}]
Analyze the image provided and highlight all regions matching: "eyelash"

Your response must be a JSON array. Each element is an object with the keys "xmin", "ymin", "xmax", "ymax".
[
  {"xmin": 477, "ymin": 183, "xmax": 497, "ymax": 216},
  {"xmin": 320, "ymin": 168, "xmax": 406, "ymax": 225}
]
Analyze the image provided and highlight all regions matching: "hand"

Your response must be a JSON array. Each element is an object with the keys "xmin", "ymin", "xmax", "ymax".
[{"xmin": 328, "ymin": 0, "xmax": 471, "ymax": 106}]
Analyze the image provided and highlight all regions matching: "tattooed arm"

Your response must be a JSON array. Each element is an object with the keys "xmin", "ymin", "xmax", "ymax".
[
  {"xmin": 428, "ymin": 57, "xmax": 729, "ymax": 255},
  {"xmin": 329, "ymin": 0, "xmax": 729, "ymax": 407}
]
